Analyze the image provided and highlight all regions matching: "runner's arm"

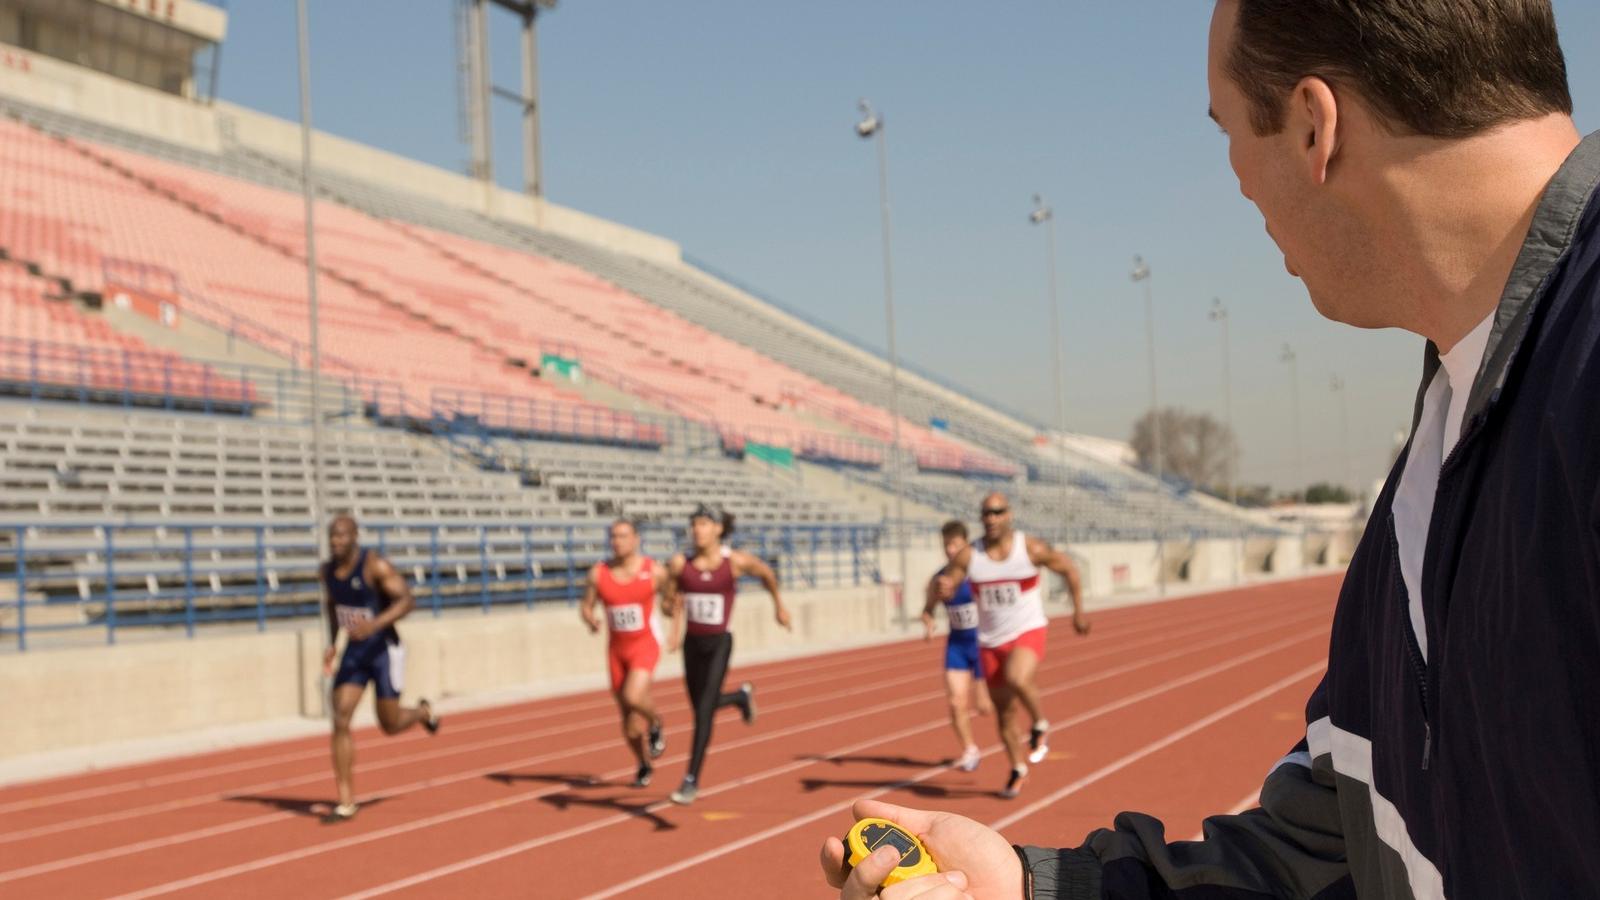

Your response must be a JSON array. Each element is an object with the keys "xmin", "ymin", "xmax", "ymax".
[
  {"xmin": 1028, "ymin": 538, "xmax": 1084, "ymax": 613},
  {"xmin": 321, "ymin": 564, "xmax": 338, "ymax": 646},
  {"xmin": 1029, "ymin": 537, "xmax": 1088, "ymax": 634},
  {"xmin": 734, "ymin": 550, "xmax": 791, "ymax": 630},
  {"xmin": 921, "ymin": 573, "xmax": 945, "ymax": 640},
  {"xmin": 579, "ymin": 566, "xmax": 602, "ymax": 634},
  {"xmin": 360, "ymin": 555, "xmax": 415, "ymax": 635},
  {"xmin": 940, "ymin": 544, "xmax": 972, "ymax": 586},
  {"xmin": 665, "ymin": 554, "xmax": 686, "ymax": 650},
  {"xmin": 321, "ymin": 566, "xmax": 338, "ymax": 672}
]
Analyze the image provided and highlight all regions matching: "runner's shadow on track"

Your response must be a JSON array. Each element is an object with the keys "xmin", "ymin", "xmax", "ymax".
[
  {"xmin": 538, "ymin": 791, "xmax": 678, "ymax": 832},
  {"xmin": 800, "ymin": 754, "xmax": 948, "ymax": 769},
  {"xmin": 224, "ymin": 795, "xmax": 390, "ymax": 819},
  {"xmin": 485, "ymin": 772, "xmax": 608, "ymax": 789},
  {"xmin": 797, "ymin": 778, "xmax": 995, "ymax": 800}
]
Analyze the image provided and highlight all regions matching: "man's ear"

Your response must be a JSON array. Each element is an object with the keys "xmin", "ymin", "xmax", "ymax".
[{"xmin": 1293, "ymin": 75, "xmax": 1339, "ymax": 185}]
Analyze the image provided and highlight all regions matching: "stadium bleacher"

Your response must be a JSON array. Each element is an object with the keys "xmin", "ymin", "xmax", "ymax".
[
  {"xmin": 0, "ymin": 401, "xmax": 878, "ymax": 635},
  {"xmin": 0, "ymin": 90, "xmax": 1277, "ymax": 645}
]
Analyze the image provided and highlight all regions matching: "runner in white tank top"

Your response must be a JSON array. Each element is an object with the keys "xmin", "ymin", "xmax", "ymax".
[
  {"xmin": 937, "ymin": 492, "xmax": 1090, "ymax": 798},
  {"xmin": 968, "ymin": 527, "xmax": 1050, "ymax": 648}
]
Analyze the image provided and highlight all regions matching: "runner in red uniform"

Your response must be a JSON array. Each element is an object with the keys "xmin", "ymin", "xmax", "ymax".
[
  {"xmin": 665, "ymin": 503, "xmax": 792, "ymax": 805},
  {"xmin": 581, "ymin": 519, "xmax": 669, "ymax": 788}
]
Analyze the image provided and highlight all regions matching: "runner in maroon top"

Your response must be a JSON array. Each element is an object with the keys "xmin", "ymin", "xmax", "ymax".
[{"xmin": 665, "ymin": 502, "xmax": 791, "ymax": 805}]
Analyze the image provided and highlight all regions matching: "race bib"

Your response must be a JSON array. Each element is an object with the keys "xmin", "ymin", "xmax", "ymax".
[
  {"xmin": 608, "ymin": 603, "xmax": 645, "ymax": 633},
  {"xmin": 335, "ymin": 605, "xmax": 373, "ymax": 630},
  {"xmin": 684, "ymin": 592, "xmax": 726, "ymax": 626},
  {"xmin": 977, "ymin": 582, "xmax": 1022, "ymax": 610},
  {"xmin": 948, "ymin": 603, "xmax": 979, "ymax": 630}
]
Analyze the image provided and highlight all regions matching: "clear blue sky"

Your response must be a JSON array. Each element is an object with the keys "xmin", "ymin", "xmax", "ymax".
[{"xmin": 215, "ymin": 1, "xmax": 1600, "ymax": 490}]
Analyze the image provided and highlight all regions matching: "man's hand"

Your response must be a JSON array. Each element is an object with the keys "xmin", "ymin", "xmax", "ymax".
[
  {"xmin": 322, "ymin": 645, "xmax": 337, "ymax": 677},
  {"xmin": 346, "ymin": 620, "xmax": 375, "ymax": 643},
  {"xmin": 582, "ymin": 611, "xmax": 602, "ymax": 635},
  {"xmin": 820, "ymin": 799, "xmax": 1021, "ymax": 900},
  {"xmin": 934, "ymin": 574, "xmax": 957, "ymax": 602},
  {"xmin": 1072, "ymin": 609, "xmax": 1091, "ymax": 636},
  {"xmin": 921, "ymin": 611, "xmax": 936, "ymax": 642},
  {"xmin": 775, "ymin": 603, "xmax": 794, "ymax": 631}
]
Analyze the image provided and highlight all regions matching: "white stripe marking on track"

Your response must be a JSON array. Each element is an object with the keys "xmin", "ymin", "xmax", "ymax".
[
  {"xmin": 4, "ymin": 596, "xmax": 1299, "ymax": 851},
  {"xmin": 579, "ymin": 662, "xmax": 1325, "ymax": 899},
  {"xmin": 336, "ymin": 633, "xmax": 1329, "ymax": 900}
]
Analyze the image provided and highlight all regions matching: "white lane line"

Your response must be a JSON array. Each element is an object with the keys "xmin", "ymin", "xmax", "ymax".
[
  {"xmin": 339, "ymin": 630, "xmax": 1329, "ymax": 899},
  {"xmin": 988, "ymin": 663, "xmax": 1324, "ymax": 831},
  {"xmin": 2, "ymin": 595, "xmax": 1274, "ymax": 847},
  {"xmin": 579, "ymin": 662, "xmax": 1325, "ymax": 898},
  {"xmin": 114, "ymin": 611, "xmax": 1328, "ymax": 899},
  {"xmin": 0, "ymin": 629, "xmax": 965, "ymax": 844},
  {"xmin": 0, "ymin": 633, "xmax": 942, "ymax": 817}
]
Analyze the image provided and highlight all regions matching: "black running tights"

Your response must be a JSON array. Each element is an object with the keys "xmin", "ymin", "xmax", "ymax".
[{"xmin": 683, "ymin": 632, "xmax": 741, "ymax": 780}]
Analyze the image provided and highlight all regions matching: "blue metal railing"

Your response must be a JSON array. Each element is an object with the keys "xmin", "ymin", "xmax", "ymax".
[{"xmin": 0, "ymin": 520, "xmax": 884, "ymax": 651}]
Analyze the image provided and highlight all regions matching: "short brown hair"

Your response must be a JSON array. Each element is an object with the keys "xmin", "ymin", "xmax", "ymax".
[
  {"xmin": 940, "ymin": 520, "xmax": 968, "ymax": 541},
  {"xmin": 1227, "ymin": 0, "xmax": 1571, "ymax": 138}
]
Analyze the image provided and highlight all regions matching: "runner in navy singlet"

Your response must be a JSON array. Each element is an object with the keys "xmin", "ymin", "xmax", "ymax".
[
  {"xmin": 665, "ymin": 503, "xmax": 791, "ymax": 805},
  {"xmin": 320, "ymin": 515, "xmax": 439, "ymax": 823},
  {"xmin": 920, "ymin": 520, "xmax": 993, "ymax": 772}
]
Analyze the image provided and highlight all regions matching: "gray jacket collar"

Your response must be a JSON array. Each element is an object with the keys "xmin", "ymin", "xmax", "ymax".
[{"xmin": 1410, "ymin": 129, "xmax": 1600, "ymax": 430}]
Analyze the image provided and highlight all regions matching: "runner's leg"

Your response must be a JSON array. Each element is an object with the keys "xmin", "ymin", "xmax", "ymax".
[
  {"xmin": 944, "ymin": 668, "xmax": 978, "ymax": 752},
  {"xmin": 619, "ymin": 667, "xmax": 656, "ymax": 765},
  {"xmin": 330, "ymin": 683, "xmax": 365, "ymax": 808}
]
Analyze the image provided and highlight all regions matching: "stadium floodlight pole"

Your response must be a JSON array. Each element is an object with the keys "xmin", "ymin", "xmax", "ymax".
[
  {"xmin": 296, "ymin": 0, "xmax": 331, "ymax": 705},
  {"xmin": 855, "ymin": 98, "xmax": 908, "ymax": 628},
  {"xmin": 1330, "ymin": 374, "xmax": 1350, "ymax": 497},
  {"xmin": 1029, "ymin": 195, "xmax": 1072, "ymax": 545},
  {"xmin": 1209, "ymin": 297, "xmax": 1241, "ymax": 583},
  {"xmin": 1280, "ymin": 343, "xmax": 1303, "ymax": 501},
  {"xmin": 1130, "ymin": 256, "xmax": 1166, "ymax": 595}
]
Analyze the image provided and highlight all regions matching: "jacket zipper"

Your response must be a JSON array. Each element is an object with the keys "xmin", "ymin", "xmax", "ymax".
[{"xmin": 1388, "ymin": 513, "xmax": 1433, "ymax": 771}]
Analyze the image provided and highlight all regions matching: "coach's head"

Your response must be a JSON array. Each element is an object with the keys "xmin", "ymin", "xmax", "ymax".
[{"xmin": 1208, "ymin": 0, "xmax": 1577, "ymax": 345}]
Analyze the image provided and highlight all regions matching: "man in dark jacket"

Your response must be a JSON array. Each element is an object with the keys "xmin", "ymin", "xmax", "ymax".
[{"xmin": 821, "ymin": 1, "xmax": 1599, "ymax": 897}]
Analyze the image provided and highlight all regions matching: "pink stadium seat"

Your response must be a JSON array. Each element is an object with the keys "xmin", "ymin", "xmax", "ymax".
[{"xmin": 0, "ymin": 118, "xmax": 1005, "ymax": 470}]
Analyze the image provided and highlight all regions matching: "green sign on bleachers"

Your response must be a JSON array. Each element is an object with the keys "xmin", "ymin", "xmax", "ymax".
[
  {"xmin": 540, "ymin": 353, "xmax": 582, "ymax": 382},
  {"xmin": 747, "ymin": 442, "xmax": 794, "ymax": 468}
]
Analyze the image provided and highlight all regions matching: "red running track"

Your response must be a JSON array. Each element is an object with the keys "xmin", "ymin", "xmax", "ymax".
[{"xmin": 0, "ymin": 574, "xmax": 1340, "ymax": 899}]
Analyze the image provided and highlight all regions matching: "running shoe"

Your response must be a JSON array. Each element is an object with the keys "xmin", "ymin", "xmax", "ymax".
[
  {"xmin": 321, "ymin": 802, "xmax": 359, "ymax": 824},
  {"xmin": 739, "ymin": 682, "xmax": 756, "ymax": 725},
  {"xmin": 421, "ymin": 699, "xmax": 441, "ymax": 736},
  {"xmin": 955, "ymin": 745, "xmax": 981, "ymax": 773},
  {"xmin": 1001, "ymin": 766, "xmax": 1028, "ymax": 800},
  {"xmin": 632, "ymin": 763, "xmax": 653, "ymax": 789},
  {"xmin": 670, "ymin": 776, "xmax": 699, "ymax": 806},
  {"xmin": 648, "ymin": 720, "xmax": 666, "ymax": 759},
  {"xmin": 1027, "ymin": 720, "xmax": 1050, "ymax": 764}
]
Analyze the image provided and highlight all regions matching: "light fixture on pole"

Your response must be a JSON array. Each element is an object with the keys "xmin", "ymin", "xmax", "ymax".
[
  {"xmin": 1330, "ymin": 373, "xmax": 1350, "ymax": 498},
  {"xmin": 1280, "ymin": 343, "xmax": 1303, "ymax": 502},
  {"xmin": 1209, "ymin": 297, "xmax": 1240, "ymax": 582},
  {"xmin": 1029, "ymin": 194, "xmax": 1072, "ymax": 544},
  {"xmin": 855, "ymin": 98, "xmax": 908, "ymax": 626},
  {"xmin": 295, "ymin": 0, "xmax": 330, "ymax": 709},
  {"xmin": 1130, "ymin": 256, "xmax": 1166, "ymax": 594}
]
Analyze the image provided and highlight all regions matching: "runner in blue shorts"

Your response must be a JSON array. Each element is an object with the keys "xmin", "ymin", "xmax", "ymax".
[
  {"xmin": 921, "ymin": 520, "xmax": 993, "ymax": 772},
  {"xmin": 320, "ymin": 514, "xmax": 439, "ymax": 824}
]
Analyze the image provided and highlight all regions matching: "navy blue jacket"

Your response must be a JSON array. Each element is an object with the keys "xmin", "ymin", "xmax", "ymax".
[{"xmin": 1021, "ymin": 133, "xmax": 1600, "ymax": 899}]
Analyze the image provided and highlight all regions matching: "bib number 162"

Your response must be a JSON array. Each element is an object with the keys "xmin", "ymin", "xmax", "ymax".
[{"xmin": 977, "ymin": 583, "xmax": 1022, "ymax": 609}]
